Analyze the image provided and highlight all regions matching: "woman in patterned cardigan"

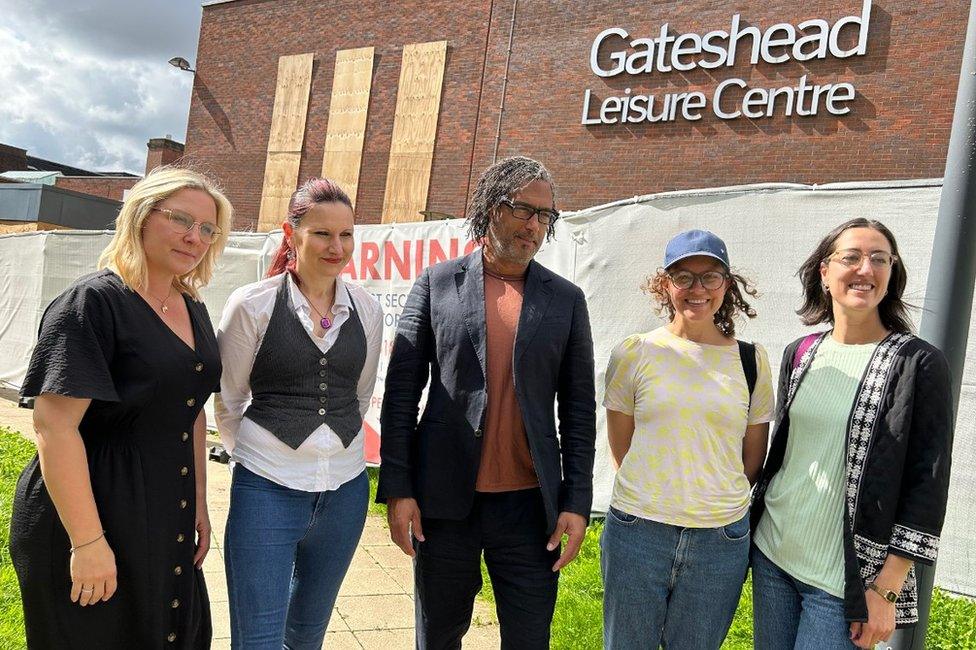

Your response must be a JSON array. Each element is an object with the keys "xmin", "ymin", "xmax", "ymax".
[{"xmin": 750, "ymin": 218, "xmax": 954, "ymax": 650}]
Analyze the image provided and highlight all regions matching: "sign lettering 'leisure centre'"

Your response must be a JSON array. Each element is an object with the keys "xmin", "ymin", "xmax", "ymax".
[{"xmin": 582, "ymin": 0, "xmax": 873, "ymax": 124}]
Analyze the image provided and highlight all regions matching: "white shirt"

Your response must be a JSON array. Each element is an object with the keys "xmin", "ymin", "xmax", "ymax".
[{"xmin": 215, "ymin": 272, "xmax": 383, "ymax": 492}]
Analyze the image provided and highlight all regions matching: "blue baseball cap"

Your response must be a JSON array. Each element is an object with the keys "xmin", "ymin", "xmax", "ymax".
[{"xmin": 664, "ymin": 229, "xmax": 730, "ymax": 269}]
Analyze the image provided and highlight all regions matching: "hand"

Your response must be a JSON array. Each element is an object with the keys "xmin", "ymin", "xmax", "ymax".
[
  {"xmin": 387, "ymin": 497, "xmax": 424, "ymax": 557},
  {"xmin": 850, "ymin": 588, "xmax": 897, "ymax": 649},
  {"xmin": 193, "ymin": 503, "xmax": 211, "ymax": 569},
  {"xmin": 547, "ymin": 511, "xmax": 587, "ymax": 572},
  {"xmin": 70, "ymin": 536, "xmax": 117, "ymax": 606}
]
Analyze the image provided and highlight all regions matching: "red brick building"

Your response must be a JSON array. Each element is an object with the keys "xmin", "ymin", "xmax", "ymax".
[{"xmin": 186, "ymin": 0, "xmax": 966, "ymax": 231}]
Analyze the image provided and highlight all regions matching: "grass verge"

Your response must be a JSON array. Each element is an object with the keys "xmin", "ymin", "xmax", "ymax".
[{"xmin": 1, "ymin": 427, "xmax": 34, "ymax": 648}]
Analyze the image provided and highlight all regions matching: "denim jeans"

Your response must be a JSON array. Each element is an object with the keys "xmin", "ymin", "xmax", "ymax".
[
  {"xmin": 751, "ymin": 545, "xmax": 857, "ymax": 650},
  {"xmin": 601, "ymin": 507, "xmax": 750, "ymax": 650},
  {"xmin": 224, "ymin": 465, "xmax": 368, "ymax": 650}
]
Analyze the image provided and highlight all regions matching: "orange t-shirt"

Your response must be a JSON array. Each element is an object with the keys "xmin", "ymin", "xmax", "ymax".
[{"xmin": 475, "ymin": 269, "xmax": 539, "ymax": 492}]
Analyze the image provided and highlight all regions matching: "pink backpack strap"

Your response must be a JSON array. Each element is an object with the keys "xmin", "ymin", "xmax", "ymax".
[{"xmin": 792, "ymin": 333, "xmax": 821, "ymax": 370}]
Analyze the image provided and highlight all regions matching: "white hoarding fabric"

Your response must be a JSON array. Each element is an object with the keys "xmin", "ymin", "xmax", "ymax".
[
  {"xmin": 0, "ymin": 179, "xmax": 972, "ymax": 597},
  {"xmin": 0, "ymin": 233, "xmax": 46, "ymax": 389}
]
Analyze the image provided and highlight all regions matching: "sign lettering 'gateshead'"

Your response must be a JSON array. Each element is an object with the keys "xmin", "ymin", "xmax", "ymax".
[{"xmin": 582, "ymin": 0, "xmax": 873, "ymax": 124}]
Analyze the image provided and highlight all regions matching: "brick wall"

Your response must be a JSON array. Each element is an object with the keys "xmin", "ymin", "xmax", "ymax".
[
  {"xmin": 0, "ymin": 144, "xmax": 28, "ymax": 174},
  {"xmin": 185, "ymin": 0, "xmax": 965, "ymax": 231},
  {"xmin": 146, "ymin": 138, "xmax": 186, "ymax": 174},
  {"xmin": 54, "ymin": 177, "xmax": 139, "ymax": 202}
]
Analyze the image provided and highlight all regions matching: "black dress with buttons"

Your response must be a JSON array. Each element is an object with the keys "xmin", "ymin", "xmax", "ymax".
[{"xmin": 10, "ymin": 270, "xmax": 220, "ymax": 649}]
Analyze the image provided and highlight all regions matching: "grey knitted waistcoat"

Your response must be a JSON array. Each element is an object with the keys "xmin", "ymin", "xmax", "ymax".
[{"xmin": 244, "ymin": 276, "xmax": 367, "ymax": 449}]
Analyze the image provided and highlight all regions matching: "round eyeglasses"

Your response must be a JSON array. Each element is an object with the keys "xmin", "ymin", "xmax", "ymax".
[
  {"xmin": 151, "ymin": 207, "xmax": 223, "ymax": 244},
  {"xmin": 826, "ymin": 249, "xmax": 898, "ymax": 269},
  {"xmin": 668, "ymin": 270, "xmax": 729, "ymax": 290}
]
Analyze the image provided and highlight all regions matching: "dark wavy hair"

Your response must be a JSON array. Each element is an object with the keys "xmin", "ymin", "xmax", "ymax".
[
  {"xmin": 642, "ymin": 268, "xmax": 758, "ymax": 337},
  {"xmin": 266, "ymin": 177, "xmax": 353, "ymax": 282},
  {"xmin": 465, "ymin": 156, "xmax": 557, "ymax": 242},
  {"xmin": 796, "ymin": 218, "xmax": 913, "ymax": 333}
]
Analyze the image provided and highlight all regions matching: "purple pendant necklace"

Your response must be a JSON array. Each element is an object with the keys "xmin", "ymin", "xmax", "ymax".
[
  {"xmin": 298, "ymin": 287, "xmax": 333, "ymax": 330},
  {"xmin": 310, "ymin": 303, "xmax": 332, "ymax": 330}
]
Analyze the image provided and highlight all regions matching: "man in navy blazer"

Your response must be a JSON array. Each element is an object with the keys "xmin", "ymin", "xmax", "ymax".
[{"xmin": 377, "ymin": 156, "xmax": 596, "ymax": 649}]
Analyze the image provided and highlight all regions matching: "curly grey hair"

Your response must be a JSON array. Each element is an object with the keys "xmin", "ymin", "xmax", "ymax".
[{"xmin": 465, "ymin": 156, "xmax": 558, "ymax": 242}]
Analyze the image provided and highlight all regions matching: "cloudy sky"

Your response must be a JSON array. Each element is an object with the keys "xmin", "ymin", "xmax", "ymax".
[{"xmin": 0, "ymin": 0, "xmax": 203, "ymax": 174}]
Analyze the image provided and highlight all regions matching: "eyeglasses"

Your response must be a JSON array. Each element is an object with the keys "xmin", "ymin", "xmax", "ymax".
[
  {"xmin": 498, "ymin": 199, "xmax": 559, "ymax": 226},
  {"xmin": 826, "ymin": 249, "xmax": 898, "ymax": 269},
  {"xmin": 668, "ymin": 270, "xmax": 729, "ymax": 290},
  {"xmin": 151, "ymin": 207, "xmax": 223, "ymax": 244}
]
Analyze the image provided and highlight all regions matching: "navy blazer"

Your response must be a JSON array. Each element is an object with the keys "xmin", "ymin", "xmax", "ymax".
[{"xmin": 377, "ymin": 250, "xmax": 596, "ymax": 534}]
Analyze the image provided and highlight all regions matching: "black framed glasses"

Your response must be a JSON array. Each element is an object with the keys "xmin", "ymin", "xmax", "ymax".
[
  {"xmin": 668, "ymin": 270, "xmax": 729, "ymax": 290},
  {"xmin": 152, "ymin": 207, "xmax": 223, "ymax": 244},
  {"xmin": 826, "ymin": 249, "xmax": 898, "ymax": 269},
  {"xmin": 499, "ymin": 198, "xmax": 559, "ymax": 226}
]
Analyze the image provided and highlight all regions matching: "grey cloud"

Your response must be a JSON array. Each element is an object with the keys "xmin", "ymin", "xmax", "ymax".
[{"xmin": 0, "ymin": 0, "xmax": 202, "ymax": 174}]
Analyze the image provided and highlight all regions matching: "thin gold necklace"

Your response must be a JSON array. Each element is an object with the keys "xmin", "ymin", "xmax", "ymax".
[{"xmin": 149, "ymin": 285, "xmax": 174, "ymax": 314}]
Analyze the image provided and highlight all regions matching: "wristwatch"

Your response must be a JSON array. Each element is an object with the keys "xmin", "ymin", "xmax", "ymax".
[{"xmin": 867, "ymin": 581, "xmax": 899, "ymax": 603}]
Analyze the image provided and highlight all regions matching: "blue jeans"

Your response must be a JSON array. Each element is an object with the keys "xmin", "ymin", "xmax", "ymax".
[
  {"xmin": 751, "ymin": 545, "xmax": 857, "ymax": 650},
  {"xmin": 601, "ymin": 507, "xmax": 750, "ymax": 649},
  {"xmin": 224, "ymin": 465, "xmax": 368, "ymax": 650}
]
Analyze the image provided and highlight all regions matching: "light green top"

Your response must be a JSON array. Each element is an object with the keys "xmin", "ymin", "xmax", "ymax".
[{"xmin": 754, "ymin": 336, "xmax": 877, "ymax": 597}]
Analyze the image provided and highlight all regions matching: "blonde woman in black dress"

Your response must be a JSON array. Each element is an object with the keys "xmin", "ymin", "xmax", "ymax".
[{"xmin": 10, "ymin": 166, "xmax": 232, "ymax": 649}]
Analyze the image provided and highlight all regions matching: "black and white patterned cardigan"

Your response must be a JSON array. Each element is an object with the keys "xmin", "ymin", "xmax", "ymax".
[{"xmin": 750, "ymin": 331, "xmax": 954, "ymax": 627}]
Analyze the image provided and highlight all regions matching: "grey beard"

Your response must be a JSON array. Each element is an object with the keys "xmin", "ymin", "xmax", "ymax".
[{"xmin": 487, "ymin": 227, "xmax": 534, "ymax": 266}]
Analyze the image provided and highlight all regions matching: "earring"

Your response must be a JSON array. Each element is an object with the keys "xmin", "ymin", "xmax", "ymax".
[
  {"xmin": 822, "ymin": 283, "xmax": 829, "ymax": 294},
  {"xmin": 286, "ymin": 248, "xmax": 295, "ymax": 261}
]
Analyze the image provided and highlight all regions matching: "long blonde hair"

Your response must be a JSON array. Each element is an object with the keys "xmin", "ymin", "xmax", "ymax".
[{"xmin": 98, "ymin": 166, "xmax": 233, "ymax": 300}]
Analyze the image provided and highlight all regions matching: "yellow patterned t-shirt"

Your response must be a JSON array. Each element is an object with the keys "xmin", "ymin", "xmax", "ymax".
[{"xmin": 603, "ymin": 327, "xmax": 775, "ymax": 527}]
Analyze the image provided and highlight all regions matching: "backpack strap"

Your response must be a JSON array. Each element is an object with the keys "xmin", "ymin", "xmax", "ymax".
[
  {"xmin": 792, "ymin": 333, "xmax": 821, "ymax": 370},
  {"xmin": 738, "ymin": 340, "xmax": 757, "ymax": 404}
]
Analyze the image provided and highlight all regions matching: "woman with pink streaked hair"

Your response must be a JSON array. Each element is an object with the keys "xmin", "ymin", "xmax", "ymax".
[{"xmin": 215, "ymin": 177, "xmax": 383, "ymax": 649}]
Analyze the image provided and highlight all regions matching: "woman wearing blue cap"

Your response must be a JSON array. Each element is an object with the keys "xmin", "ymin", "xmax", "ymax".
[{"xmin": 601, "ymin": 229, "xmax": 774, "ymax": 649}]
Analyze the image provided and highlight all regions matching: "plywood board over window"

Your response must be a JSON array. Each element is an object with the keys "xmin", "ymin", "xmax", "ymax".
[
  {"xmin": 258, "ymin": 53, "xmax": 314, "ymax": 232},
  {"xmin": 322, "ymin": 47, "xmax": 375, "ymax": 209},
  {"xmin": 382, "ymin": 41, "xmax": 448, "ymax": 223}
]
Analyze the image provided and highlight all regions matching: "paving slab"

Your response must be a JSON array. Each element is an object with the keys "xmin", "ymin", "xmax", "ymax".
[
  {"xmin": 324, "ymin": 630, "xmax": 364, "ymax": 649},
  {"xmin": 338, "ymin": 567, "xmax": 404, "ymax": 597},
  {"xmin": 336, "ymin": 594, "xmax": 415, "ymax": 631},
  {"xmin": 356, "ymin": 628, "xmax": 415, "ymax": 649}
]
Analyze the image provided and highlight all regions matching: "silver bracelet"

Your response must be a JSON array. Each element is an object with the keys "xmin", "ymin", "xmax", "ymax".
[{"xmin": 70, "ymin": 531, "xmax": 106, "ymax": 554}]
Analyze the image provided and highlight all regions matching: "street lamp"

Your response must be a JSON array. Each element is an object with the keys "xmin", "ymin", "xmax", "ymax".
[{"xmin": 168, "ymin": 56, "xmax": 195, "ymax": 73}]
